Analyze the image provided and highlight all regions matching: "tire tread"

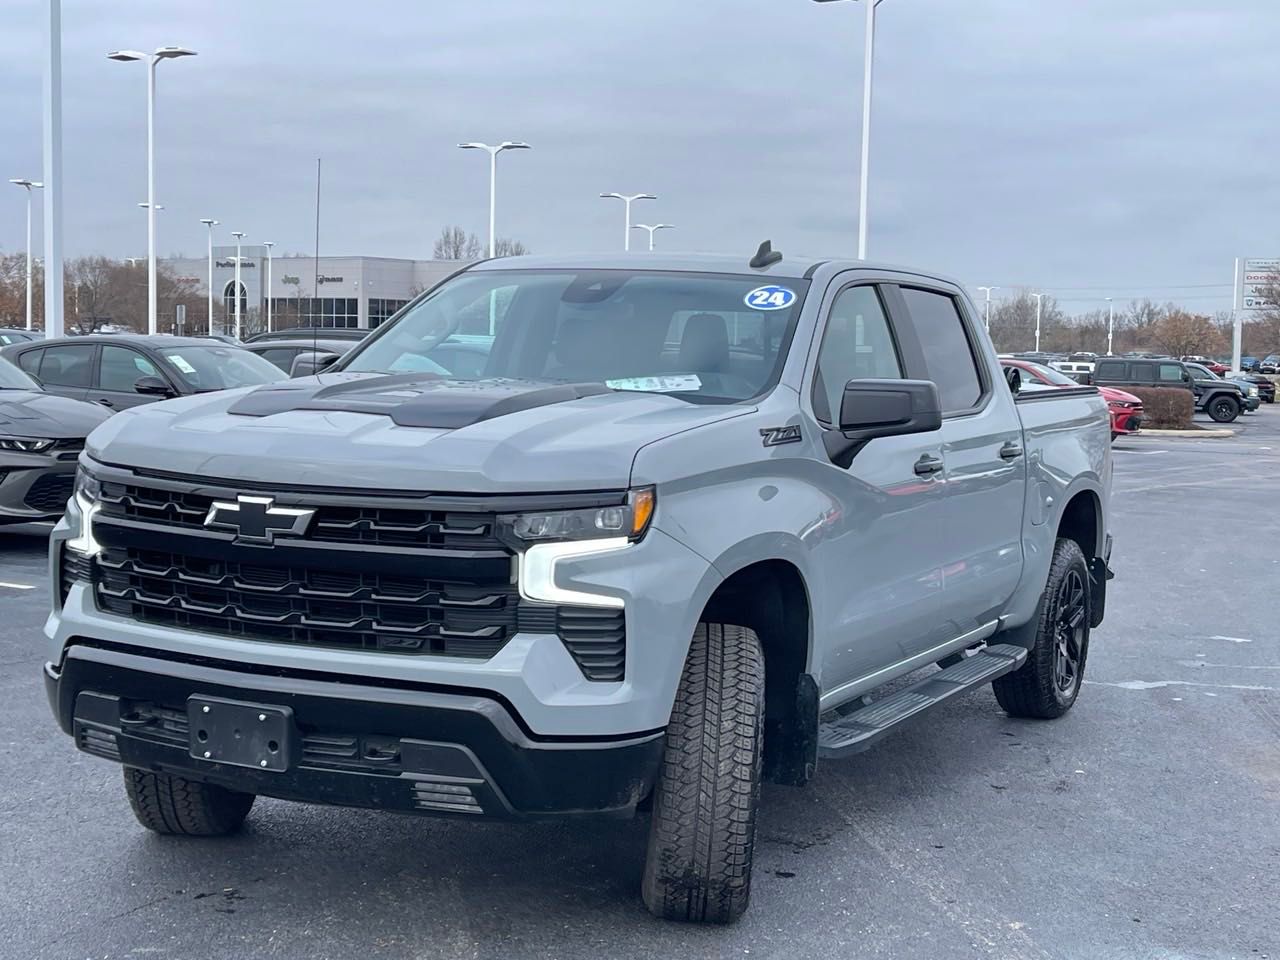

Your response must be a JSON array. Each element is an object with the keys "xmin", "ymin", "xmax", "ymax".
[
  {"xmin": 642, "ymin": 623, "xmax": 764, "ymax": 923},
  {"xmin": 123, "ymin": 768, "xmax": 254, "ymax": 836}
]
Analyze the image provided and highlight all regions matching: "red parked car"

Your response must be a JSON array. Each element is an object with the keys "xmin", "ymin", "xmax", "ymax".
[
  {"xmin": 1181, "ymin": 356, "xmax": 1228, "ymax": 375},
  {"xmin": 1002, "ymin": 358, "xmax": 1143, "ymax": 440}
]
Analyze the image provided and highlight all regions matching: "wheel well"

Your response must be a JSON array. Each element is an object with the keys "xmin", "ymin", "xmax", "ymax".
[
  {"xmin": 700, "ymin": 559, "xmax": 814, "ymax": 786},
  {"xmin": 1057, "ymin": 490, "xmax": 1101, "ymax": 559}
]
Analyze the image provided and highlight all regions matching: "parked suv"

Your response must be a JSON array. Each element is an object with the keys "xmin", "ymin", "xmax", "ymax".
[
  {"xmin": 47, "ymin": 250, "xmax": 1113, "ymax": 923},
  {"xmin": 1091, "ymin": 357, "xmax": 1246, "ymax": 422}
]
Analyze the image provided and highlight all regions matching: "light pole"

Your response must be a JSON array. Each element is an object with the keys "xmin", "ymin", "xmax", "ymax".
[
  {"xmin": 43, "ymin": 0, "xmax": 65, "ymax": 339},
  {"xmin": 600, "ymin": 193, "xmax": 657, "ymax": 251},
  {"xmin": 976, "ymin": 286, "xmax": 999, "ymax": 332},
  {"xmin": 1031, "ymin": 292, "xmax": 1044, "ymax": 353},
  {"xmin": 9, "ymin": 179, "xmax": 44, "ymax": 331},
  {"xmin": 456, "ymin": 141, "xmax": 531, "ymax": 257},
  {"xmin": 263, "ymin": 241, "xmax": 274, "ymax": 332},
  {"xmin": 199, "ymin": 218, "xmax": 218, "ymax": 334},
  {"xmin": 230, "ymin": 231, "xmax": 245, "ymax": 340},
  {"xmin": 632, "ymin": 223, "xmax": 674, "ymax": 251},
  {"xmin": 1105, "ymin": 297, "xmax": 1114, "ymax": 356},
  {"xmin": 813, "ymin": 0, "xmax": 887, "ymax": 260},
  {"xmin": 108, "ymin": 45, "xmax": 197, "ymax": 334}
]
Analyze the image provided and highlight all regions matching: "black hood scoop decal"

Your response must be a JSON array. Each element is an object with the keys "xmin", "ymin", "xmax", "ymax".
[{"xmin": 227, "ymin": 373, "xmax": 613, "ymax": 429}]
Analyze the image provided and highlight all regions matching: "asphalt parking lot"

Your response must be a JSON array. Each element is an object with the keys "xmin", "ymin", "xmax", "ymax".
[{"xmin": 2, "ymin": 411, "xmax": 1277, "ymax": 960}]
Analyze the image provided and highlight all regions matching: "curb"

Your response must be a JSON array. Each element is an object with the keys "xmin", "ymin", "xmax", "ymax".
[{"xmin": 1136, "ymin": 428, "xmax": 1235, "ymax": 438}]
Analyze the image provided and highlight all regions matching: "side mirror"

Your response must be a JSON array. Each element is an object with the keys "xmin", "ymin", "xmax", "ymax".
[
  {"xmin": 1004, "ymin": 366, "xmax": 1021, "ymax": 394},
  {"xmin": 837, "ymin": 379, "xmax": 942, "ymax": 440},
  {"xmin": 1182, "ymin": 371, "xmax": 1193, "ymax": 384},
  {"xmin": 289, "ymin": 350, "xmax": 339, "ymax": 378},
  {"xmin": 134, "ymin": 375, "xmax": 175, "ymax": 397}
]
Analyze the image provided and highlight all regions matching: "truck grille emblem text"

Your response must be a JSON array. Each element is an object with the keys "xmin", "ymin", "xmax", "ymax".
[{"xmin": 203, "ymin": 495, "xmax": 315, "ymax": 544}]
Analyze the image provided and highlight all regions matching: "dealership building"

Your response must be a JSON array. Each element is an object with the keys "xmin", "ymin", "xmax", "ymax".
[{"xmin": 163, "ymin": 249, "xmax": 466, "ymax": 333}]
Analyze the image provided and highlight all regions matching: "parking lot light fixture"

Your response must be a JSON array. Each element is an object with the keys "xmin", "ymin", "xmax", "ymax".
[
  {"xmin": 632, "ymin": 223, "xmax": 674, "ymax": 252},
  {"xmin": 457, "ymin": 142, "xmax": 532, "ymax": 258},
  {"xmin": 600, "ymin": 193, "xmax": 657, "ymax": 251},
  {"xmin": 1031, "ymin": 292, "xmax": 1044, "ymax": 353},
  {"xmin": 812, "ymin": 0, "xmax": 888, "ymax": 260},
  {"xmin": 199, "ymin": 219, "xmax": 219, "ymax": 335},
  {"xmin": 9, "ymin": 178, "xmax": 44, "ymax": 330},
  {"xmin": 230, "ymin": 231, "xmax": 245, "ymax": 340},
  {"xmin": 108, "ymin": 45, "xmax": 197, "ymax": 335},
  {"xmin": 1105, "ymin": 298, "xmax": 1114, "ymax": 356},
  {"xmin": 263, "ymin": 241, "xmax": 274, "ymax": 332},
  {"xmin": 976, "ymin": 286, "xmax": 999, "ymax": 332}
]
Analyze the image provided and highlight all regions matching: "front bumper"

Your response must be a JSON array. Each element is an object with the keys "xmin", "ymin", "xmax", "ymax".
[
  {"xmin": 0, "ymin": 455, "xmax": 77, "ymax": 521},
  {"xmin": 47, "ymin": 643, "xmax": 664, "ymax": 820}
]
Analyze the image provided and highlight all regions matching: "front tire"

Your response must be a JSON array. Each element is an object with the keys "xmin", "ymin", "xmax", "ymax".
[
  {"xmin": 1207, "ymin": 395, "xmax": 1240, "ymax": 422},
  {"xmin": 993, "ymin": 538, "xmax": 1091, "ymax": 719},
  {"xmin": 123, "ymin": 768, "xmax": 255, "ymax": 836},
  {"xmin": 642, "ymin": 623, "xmax": 764, "ymax": 924}
]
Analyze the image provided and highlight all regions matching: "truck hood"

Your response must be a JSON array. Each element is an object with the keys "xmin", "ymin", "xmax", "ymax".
[{"xmin": 85, "ymin": 373, "xmax": 750, "ymax": 492}]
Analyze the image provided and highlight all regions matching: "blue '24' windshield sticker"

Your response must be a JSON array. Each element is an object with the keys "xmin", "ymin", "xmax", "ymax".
[{"xmin": 744, "ymin": 285, "xmax": 796, "ymax": 311}]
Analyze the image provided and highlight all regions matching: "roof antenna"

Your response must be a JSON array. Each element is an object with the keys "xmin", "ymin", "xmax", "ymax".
[{"xmin": 749, "ymin": 240, "xmax": 782, "ymax": 269}]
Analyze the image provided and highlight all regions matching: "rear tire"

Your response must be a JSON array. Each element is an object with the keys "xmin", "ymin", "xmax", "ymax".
[
  {"xmin": 993, "ymin": 538, "xmax": 1091, "ymax": 720},
  {"xmin": 123, "ymin": 768, "xmax": 255, "ymax": 836},
  {"xmin": 1207, "ymin": 395, "xmax": 1240, "ymax": 423},
  {"xmin": 642, "ymin": 623, "xmax": 764, "ymax": 924}
]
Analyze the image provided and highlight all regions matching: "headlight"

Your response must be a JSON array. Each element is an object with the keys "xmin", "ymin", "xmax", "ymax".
[
  {"xmin": 67, "ymin": 465, "xmax": 103, "ymax": 558},
  {"xmin": 0, "ymin": 437, "xmax": 55, "ymax": 452},
  {"xmin": 74, "ymin": 465, "xmax": 102, "ymax": 502},
  {"xmin": 1249, "ymin": 387, "xmax": 1259, "ymax": 397},
  {"xmin": 497, "ymin": 488, "xmax": 655, "ymax": 546}
]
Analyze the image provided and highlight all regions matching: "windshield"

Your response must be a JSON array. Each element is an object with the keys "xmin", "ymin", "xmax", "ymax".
[
  {"xmin": 1187, "ymin": 365, "xmax": 1218, "ymax": 380},
  {"xmin": 159, "ymin": 345, "xmax": 287, "ymax": 392},
  {"xmin": 0, "ymin": 357, "xmax": 40, "ymax": 390},
  {"xmin": 341, "ymin": 270, "xmax": 809, "ymax": 403},
  {"xmin": 1013, "ymin": 361, "xmax": 1076, "ymax": 386}
]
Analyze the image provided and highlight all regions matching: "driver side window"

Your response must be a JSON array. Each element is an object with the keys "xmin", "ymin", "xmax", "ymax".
[{"xmin": 812, "ymin": 285, "xmax": 903, "ymax": 424}]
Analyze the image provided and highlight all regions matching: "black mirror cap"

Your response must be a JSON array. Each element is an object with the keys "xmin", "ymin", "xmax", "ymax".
[
  {"xmin": 1004, "ymin": 365, "xmax": 1022, "ymax": 394},
  {"xmin": 288, "ymin": 351, "xmax": 340, "ymax": 378},
  {"xmin": 134, "ymin": 375, "xmax": 174, "ymax": 396},
  {"xmin": 837, "ymin": 378, "xmax": 942, "ymax": 439}
]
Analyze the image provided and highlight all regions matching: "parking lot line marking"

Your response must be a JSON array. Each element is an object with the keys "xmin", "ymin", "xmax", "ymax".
[
  {"xmin": 1208, "ymin": 635, "xmax": 1253, "ymax": 643},
  {"xmin": 0, "ymin": 581, "xmax": 35, "ymax": 590},
  {"xmin": 1087, "ymin": 679, "xmax": 1277, "ymax": 693}
]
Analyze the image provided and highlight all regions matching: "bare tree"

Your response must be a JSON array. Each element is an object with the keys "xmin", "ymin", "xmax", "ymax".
[
  {"xmin": 492, "ymin": 237, "xmax": 529, "ymax": 258},
  {"xmin": 1152, "ymin": 310, "xmax": 1226, "ymax": 359},
  {"xmin": 433, "ymin": 226, "xmax": 483, "ymax": 261}
]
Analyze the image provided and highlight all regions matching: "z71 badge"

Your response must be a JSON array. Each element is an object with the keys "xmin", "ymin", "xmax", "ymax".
[{"xmin": 759, "ymin": 425, "xmax": 802, "ymax": 447}]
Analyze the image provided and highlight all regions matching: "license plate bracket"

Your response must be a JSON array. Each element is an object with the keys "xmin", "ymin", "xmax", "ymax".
[{"xmin": 187, "ymin": 696, "xmax": 294, "ymax": 772}]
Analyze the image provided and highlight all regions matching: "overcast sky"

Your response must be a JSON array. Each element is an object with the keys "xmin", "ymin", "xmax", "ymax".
[{"xmin": 1, "ymin": 0, "xmax": 1277, "ymax": 314}]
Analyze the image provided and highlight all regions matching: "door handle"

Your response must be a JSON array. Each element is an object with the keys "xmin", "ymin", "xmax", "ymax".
[
  {"xmin": 999, "ymin": 441, "xmax": 1023, "ymax": 460},
  {"xmin": 913, "ymin": 454, "xmax": 944, "ymax": 477},
  {"xmin": 94, "ymin": 397, "xmax": 115, "ymax": 408}
]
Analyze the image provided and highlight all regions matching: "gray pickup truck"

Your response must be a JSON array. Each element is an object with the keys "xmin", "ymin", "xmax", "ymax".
[{"xmin": 46, "ymin": 247, "xmax": 1113, "ymax": 923}]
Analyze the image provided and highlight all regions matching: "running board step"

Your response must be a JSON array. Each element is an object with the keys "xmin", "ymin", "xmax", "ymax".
[{"xmin": 817, "ymin": 643, "xmax": 1028, "ymax": 759}]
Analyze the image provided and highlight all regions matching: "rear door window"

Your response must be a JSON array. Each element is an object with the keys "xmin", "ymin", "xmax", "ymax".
[
  {"xmin": 899, "ymin": 288, "xmax": 984, "ymax": 413},
  {"xmin": 16, "ymin": 348, "xmax": 43, "ymax": 376},
  {"xmin": 38, "ymin": 344, "xmax": 95, "ymax": 387},
  {"xmin": 1128, "ymin": 362, "xmax": 1155, "ymax": 382}
]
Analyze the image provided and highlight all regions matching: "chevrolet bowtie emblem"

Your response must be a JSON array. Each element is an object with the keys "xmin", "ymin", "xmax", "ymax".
[{"xmin": 203, "ymin": 495, "xmax": 315, "ymax": 545}]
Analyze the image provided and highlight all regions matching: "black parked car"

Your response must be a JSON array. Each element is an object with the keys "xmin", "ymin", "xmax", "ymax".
[
  {"xmin": 0, "ymin": 335, "xmax": 286, "ymax": 412},
  {"xmin": 243, "ymin": 337, "xmax": 360, "ymax": 374},
  {"xmin": 1232, "ymin": 372, "xmax": 1275, "ymax": 403},
  {"xmin": 0, "ymin": 357, "xmax": 111, "ymax": 524},
  {"xmin": 1090, "ymin": 357, "xmax": 1247, "ymax": 423}
]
